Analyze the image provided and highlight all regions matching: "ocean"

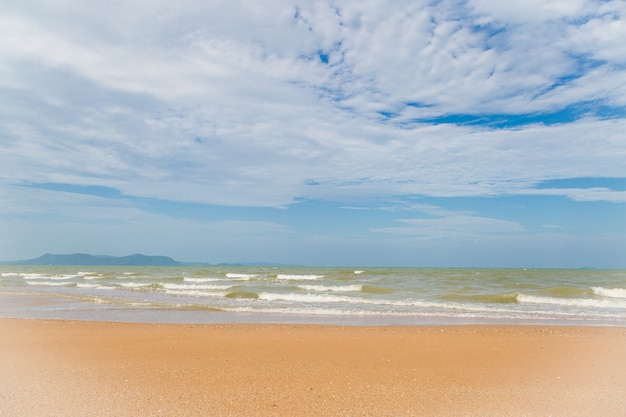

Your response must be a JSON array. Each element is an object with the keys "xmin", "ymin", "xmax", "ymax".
[{"xmin": 1, "ymin": 266, "xmax": 625, "ymax": 326}]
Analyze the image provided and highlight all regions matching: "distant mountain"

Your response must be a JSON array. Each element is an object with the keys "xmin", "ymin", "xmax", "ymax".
[
  {"xmin": 1, "ymin": 253, "xmax": 296, "ymax": 267},
  {"xmin": 4, "ymin": 253, "xmax": 182, "ymax": 266}
]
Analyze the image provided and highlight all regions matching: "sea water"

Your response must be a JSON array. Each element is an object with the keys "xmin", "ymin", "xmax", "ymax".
[{"xmin": 1, "ymin": 266, "xmax": 625, "ymax": 325}]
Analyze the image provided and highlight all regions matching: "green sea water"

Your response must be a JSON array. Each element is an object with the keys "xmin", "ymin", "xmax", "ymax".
[{"xmin": 1, "ymin": 266, "xmax": 625, "ymax": 325}]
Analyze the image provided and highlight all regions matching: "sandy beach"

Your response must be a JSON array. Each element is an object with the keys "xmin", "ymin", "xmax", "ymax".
[{"xmin": 1, "ymin": 319, "xmax": 624, "ymax": 417}]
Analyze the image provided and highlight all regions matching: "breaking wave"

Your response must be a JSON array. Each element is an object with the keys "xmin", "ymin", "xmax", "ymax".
[{"xmin": 592, "ymin": 287, "xmax": 626, "ymax": 299}]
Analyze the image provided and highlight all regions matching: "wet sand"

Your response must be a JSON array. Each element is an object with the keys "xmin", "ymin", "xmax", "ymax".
[{"xmin": 1, "ymin": 319, "xmax": 625, "ymax": 416}]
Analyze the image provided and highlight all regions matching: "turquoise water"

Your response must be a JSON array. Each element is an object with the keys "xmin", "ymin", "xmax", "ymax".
[{"xmin": 1, "ymin": 266, "xmax": 625, "ymax": 325}]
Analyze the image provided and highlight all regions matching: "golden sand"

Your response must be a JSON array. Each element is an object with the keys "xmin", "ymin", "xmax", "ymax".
[{"xmin": 1, "ymin": 319, "xmax": 624, "ymax": 416}]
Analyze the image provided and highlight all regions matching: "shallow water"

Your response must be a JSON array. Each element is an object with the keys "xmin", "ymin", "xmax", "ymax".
[{"xmin": 1, "ymin": 266, "xmax": 625, "ymax": 325}]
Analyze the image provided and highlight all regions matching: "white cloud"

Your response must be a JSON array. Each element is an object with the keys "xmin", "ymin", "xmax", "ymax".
[
  {"xmin": 3, "ymin": 102, "xmax": 626, "ymax": 206},
  {"xmin": 567, "ymin": 1, "xmax": 626, "ymax": 62},
  {"xmin": 468, "ymin": 0, "xmax": 590, "ymax": 23},
  {"xmin": 517, "ymin": 188, "xmax": 626, "ymax": 203},
  {"xmin": 1, "ymin": 0, "xmax": 625, "ymax": 211}
]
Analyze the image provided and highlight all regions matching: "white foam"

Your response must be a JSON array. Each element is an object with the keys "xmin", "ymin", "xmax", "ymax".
[
  {"xmin": 163, "ymin": 283, "xmax": 233, "ymax": 290},
  {"xmin": 225, "ymin": 273, "xmax": 256, "ymax": 279},
  {"xmin": 298, "ymin": 284, "xmax": 362, "ymax": 292},
  {"xmin": 229, "ymin": 304, "xmax": 606, "ymax": 320},
  {"xmin": 50, "ymin": 275, "xmax": 78, "ymax": 280},
  {"xmin": 76, "ymin": 283, "xmax": 101, "ymax": 289},
  {"xmin": 184, "ymin": 277, "xmax": 227, "ymax": 283},
  {"xmin": 26, "ymin": 281, "xmax": 74, "ymax": 287},
  {"xmin": 517, "ymin": 294, "xmax": 626, "ymax": 309},
  {"xmin": 1, "ymin": 272, "xmax": 20, "ymax": 277},
  {"xmin": 223, "ymin": 306, "xmax": 541, "ymax": 319},
  {"xmin": 256, "ymin": 292, "xmax": 419, "ymax": 306},
  {"xmin": 276, "ymin": 274, "xmax": 324, "ymax": 281},
  {"xmin": 354, "ymin": 270, "xmax": 364, "ymax": 274},
  {"xmin": 22, "ymin": 274, "xmax": 46, "ymax": 280},
  {"xmin": 259, "ymin": 292, "xmax": 355, "ymax": 303},
  {"xmin": 88, "ymin": 297, "xmax": 110, "ymax": 303},
  {"xmin": 119, "ymin": 282, "xmax": 153, "ymax": 288},
  {"xmin": 165, "ymin": 289, "xmax": 227, "ymax": 298},
  {"xmin": 253, "ymin": 292, "xmax": 612, "ymax": 317},
  {"xmin": 82, "ymin": 275, "xmax": 104, "ymax": 280},
  {"xmin": 227, "ymin": 306, "xmax": 387, "ymax": 316},
  {"xmin": 592, "ymin": 287, "xmax": 626, "ymax": 299}
]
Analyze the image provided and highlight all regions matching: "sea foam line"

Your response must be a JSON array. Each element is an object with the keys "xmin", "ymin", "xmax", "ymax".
[
  {"xmin": 164, "ymin": 283, "xmax": 233, "ymax": 291},
  {"xmin": 592, "ymin": 287, "xmax": 626, "ymax": 299},
  {"xmin": 50, "ymin": 275, "xmax": 78, "ymax": 280},
  {"xmin": 184, "ymin": 277, "xmax": 231, "ymax": 283},
  {"xmin": 76, "ymin": 283, "xmax": 101, "ymax": 289},
  {"xmin": 165, "ymin": 289, "xmax": 228, "ymax": 298},
  {"xmin": 223, "ymin": 306, "xmax": 621, "ymax": 320},
  {"xmin": 26, "ymin": 281, "xmax": 75, "ymax": 287},
  {"xmin": 276, "ymin": 274, "xmax": 324, "ymax": 281},
  {"xmin": 255, "ymin": 292, "xmax": 623, "ymax": 317},
  {"xmin": 119, "ymin": 282, "xmax": 154, "ymax": 288},
  {"xmin": 298, "ymin": 284, "xmax": 362, "ymax": 292},
  {"xmin": 517, "ymin": 294, "xmax": 626, "ymax": 309},
  {"xmin": 256, "ymin": 292, "xmax": 501, "ymax": 310},
  {"xmin": 21, "ymin": 274, "xmax": 46, "ymax": 280},
  {"xmin": 225, "ymin": 273, "xmax": 256, "ymax": 279}
]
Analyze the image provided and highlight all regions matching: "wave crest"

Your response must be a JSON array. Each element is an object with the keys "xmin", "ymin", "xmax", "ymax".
[{"xmin": 592, "ymin": 287, "xmax": 626, "ymax": 299}]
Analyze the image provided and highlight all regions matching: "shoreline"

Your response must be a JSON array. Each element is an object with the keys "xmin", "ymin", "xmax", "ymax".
[
  {"xmin": 2, "ymin": 292, "xmax": 625, "ymax": 327},
  {"xmin": 2, "ymin": 266, "xmax": 625, "ymax": 327},
  {"xmin": 1, "ymin": 318, "xmax": 625, "ymax": 416}
]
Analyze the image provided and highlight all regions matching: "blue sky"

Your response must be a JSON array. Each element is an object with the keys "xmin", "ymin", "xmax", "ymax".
[{"xmin": 1, "ymin": 0, "xmax": 625, "ymax": 267}]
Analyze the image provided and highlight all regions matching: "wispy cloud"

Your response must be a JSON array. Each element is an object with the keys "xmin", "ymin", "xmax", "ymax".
[
  {"xmin": 1, "ymin": 1, "xmax": 624, "ymax": 265},
  {"xmin": 518, "ymin": 187, "xmax": 626, "ymax": 203},
  {"xmin": 2, "ymin": 1, "xmax": 625, "ymax": 208},
  {"xmin": 374, "ymin": 215, "xmax": 524, "ymax": 238}
]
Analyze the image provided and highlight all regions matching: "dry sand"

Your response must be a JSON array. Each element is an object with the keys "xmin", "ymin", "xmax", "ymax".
[{"xmin": 1, "ymin": 319, "xmax": 625, "ymax": 417}]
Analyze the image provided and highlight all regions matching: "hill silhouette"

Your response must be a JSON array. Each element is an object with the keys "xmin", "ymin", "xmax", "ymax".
[{"xmin": 6, "ymin": 253, "xmax": 181, "ymax": 266}]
